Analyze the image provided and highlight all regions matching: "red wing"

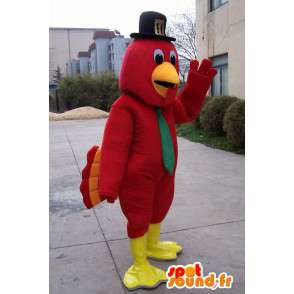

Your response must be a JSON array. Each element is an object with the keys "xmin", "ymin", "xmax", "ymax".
[{"xmin": 80, "ymin": 145, "xmax": 105, "ymax": 209}]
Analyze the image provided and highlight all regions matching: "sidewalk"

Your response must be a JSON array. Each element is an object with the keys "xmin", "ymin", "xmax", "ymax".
[{"xmin": 50, "ymin": 119, "xmax": 245, "ymax": 294}]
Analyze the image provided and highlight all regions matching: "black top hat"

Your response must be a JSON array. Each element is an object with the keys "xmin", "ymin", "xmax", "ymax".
[{"xmin": 130, "ymin": 11, "xmax": 176, "ymax": 42}]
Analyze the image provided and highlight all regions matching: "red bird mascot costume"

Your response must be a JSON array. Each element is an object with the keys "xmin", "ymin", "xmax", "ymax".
[{"xmin": 80, "ymin": 11, "xmax": 217, "ymax": 290}]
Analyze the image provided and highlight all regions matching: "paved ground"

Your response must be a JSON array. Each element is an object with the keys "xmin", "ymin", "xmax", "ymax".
[{"xmin": 49, "ymin": 119, "xmax": 245, "ymax": 294}]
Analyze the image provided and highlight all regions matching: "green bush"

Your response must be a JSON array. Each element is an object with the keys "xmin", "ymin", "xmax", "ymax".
[
  {"xmin": 200, "ymin": 96, "xmax": 239, "ymax": 135},
  {"xmin": 94, "ymin": 73, "xmax": 120, "ymax": 111},
  {"xmin": 223, "ymin": 100, "xmax": 245, "ymax": 147},
  {"xmin": 194, "ymin": 96, "xmax": 214, "ymax": 129},
  {"xmin": 59, "ymin": 73, "xmax": 119, "ymax": 111}
]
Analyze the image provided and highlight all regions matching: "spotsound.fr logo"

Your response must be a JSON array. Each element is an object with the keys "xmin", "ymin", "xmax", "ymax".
[{"xmin": 166, "ymin": 262, "xmax": 234, "ymax": 290}]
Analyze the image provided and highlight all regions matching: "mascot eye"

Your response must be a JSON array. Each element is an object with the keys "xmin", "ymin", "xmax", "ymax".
[
  {"xmin": 170, "ymin": 51, "xmax": 176, "ymax": 65},
  {"xmin": 153, "ymin": 49, "xmax": 164, "ymax": 64}
]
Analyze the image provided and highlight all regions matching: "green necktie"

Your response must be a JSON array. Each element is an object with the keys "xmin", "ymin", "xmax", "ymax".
[{"xmin": 156, "ymin": 108, "xmax": 175, "ymax": 176}]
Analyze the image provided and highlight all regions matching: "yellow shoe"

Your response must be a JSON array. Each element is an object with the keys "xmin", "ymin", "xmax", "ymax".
[
  {"xmin": 123, "ymin": 234, "xmax": 167, "ymax": 290},
  {"xmin": 147, "ymin": 223, "xmax": 183, "ymax": 261}
]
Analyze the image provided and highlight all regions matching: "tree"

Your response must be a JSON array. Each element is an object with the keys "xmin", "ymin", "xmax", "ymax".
[
  {"xmin": 167, "ymin": 12, "xmax": 198, "ymax": 82},
  {"xmin": 53, "ymin": 66, "xmax": 62, "ymax": 84},
  {"xmin": 52, "ymin": 66, "xmax": 63, "ymax": 112}
]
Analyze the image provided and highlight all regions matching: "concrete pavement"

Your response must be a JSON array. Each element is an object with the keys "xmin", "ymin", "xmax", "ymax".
[{"xmin": 50, "ymin": 119, "xmax": 245, "ymax": 294}]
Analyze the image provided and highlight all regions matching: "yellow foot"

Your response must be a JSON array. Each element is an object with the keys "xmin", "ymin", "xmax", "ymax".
[
  {"xmin": 123, "ymin": 262, "xmax": 167, "ymax": 290},
  {"xmin": 147, "ymin": 241, "xmax": 183, "ymax": 261}
]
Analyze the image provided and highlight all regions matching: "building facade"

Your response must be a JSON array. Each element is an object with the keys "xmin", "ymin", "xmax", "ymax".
[
  {"xmin": 88, "ymin": 42, "xmax": 97, "ymax": 74},
  {"xmin": 196, "ymin": 0, "xmax": 245, "ymax": 98},
  {"xmin": 93, "ymin": 30, "xmax": 116, "ymax": 73},
  {"xmin": 49, "ymin": 27, "xmax": 107, "ymax": 83},
  {"xmin": 109, "ymin": 37, "xmax": 131, "ymax": 76},
  {"xmin": 88, "ymin": 31, "xmax": 130, "ymax": 76},
  {"xmin": 66, "ymin": 59, "xmax": 80, "ymax": 77},
  {"xmin": 78, "ymin": 51, "xmax": 90, "ymax": 75},
  {"xmin": 51, "ymin": 28, "xmax": 131, "ymax": 80}
]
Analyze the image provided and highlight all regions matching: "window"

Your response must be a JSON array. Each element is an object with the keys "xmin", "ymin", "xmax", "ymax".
[
  {"xmin": 210, "ymin": 0, "xmax": 228, "ymax": 12},
  {"xmin": 211, "ymin": 54, "xmax": 228, "ymax": 96}
]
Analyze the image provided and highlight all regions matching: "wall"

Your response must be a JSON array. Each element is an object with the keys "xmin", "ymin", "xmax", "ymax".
[
  {"xmin": 196, "ymin": 0, "xmax": 245, "ymax": 98},
  {"xmin": 79, "ymin": 57, "xmax": 89, "ymax": 75},
  {"xmin": 49, "ymin": 28, "xmax": 100, "ymax": 82},
  {"xmin": 66, "ymin": 59, "xmax": 80, "ymax": 77},
  {"xmin": 89, "ymin": 49, "xmax": 97, "ymax": 74},
  {"xmin": 228, "ymin": 0, "xmax": 245, "ymax": 99},
  {"xmin": 109, "ymin": 37, "xmax": 131, "ymax": 76},
  {"xmin": 95, "ymin": 39, "xmax": 111, "ymax": 73}
]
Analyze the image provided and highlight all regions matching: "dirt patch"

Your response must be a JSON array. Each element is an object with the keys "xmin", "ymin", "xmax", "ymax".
[{"xmin": 49, "ymin": 106, "xmax": 109, "ymax": 121}]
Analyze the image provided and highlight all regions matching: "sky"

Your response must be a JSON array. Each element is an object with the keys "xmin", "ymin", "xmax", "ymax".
[{"xmin": 50, "ymin": 0, "xmax": 195, "ymax": 37}]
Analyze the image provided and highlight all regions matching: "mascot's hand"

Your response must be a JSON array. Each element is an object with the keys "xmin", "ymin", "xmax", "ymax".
[{"xmin": 187, "ymin": 59, "xmax": 217, "ymax": 94}]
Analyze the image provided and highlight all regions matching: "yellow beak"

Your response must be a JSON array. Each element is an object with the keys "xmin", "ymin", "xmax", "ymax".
[{"xmin": 151, "ymin": 62, "xmax": 180, "ymax": 97}]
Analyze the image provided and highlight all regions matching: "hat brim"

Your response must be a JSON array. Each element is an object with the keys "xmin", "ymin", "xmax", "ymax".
[{"xmin": 130, "ymin": 32, "xmax": 176, "ymax": 42}]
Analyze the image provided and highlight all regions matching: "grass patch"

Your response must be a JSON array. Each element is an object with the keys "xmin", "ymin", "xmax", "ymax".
[{"xmin": 176, "ymin": 122, "xmax": 245, "ymax": 155}]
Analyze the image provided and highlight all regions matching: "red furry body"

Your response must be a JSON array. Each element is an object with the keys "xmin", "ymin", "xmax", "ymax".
[{"xmin": 98, "ymin": 39, "xmax": 216, "ymax": 238}]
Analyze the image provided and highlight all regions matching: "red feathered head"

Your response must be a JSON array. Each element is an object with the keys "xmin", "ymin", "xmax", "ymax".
[{"xmin": 119, "ymin": 39, "xmax": 180, "ymax": 107}]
